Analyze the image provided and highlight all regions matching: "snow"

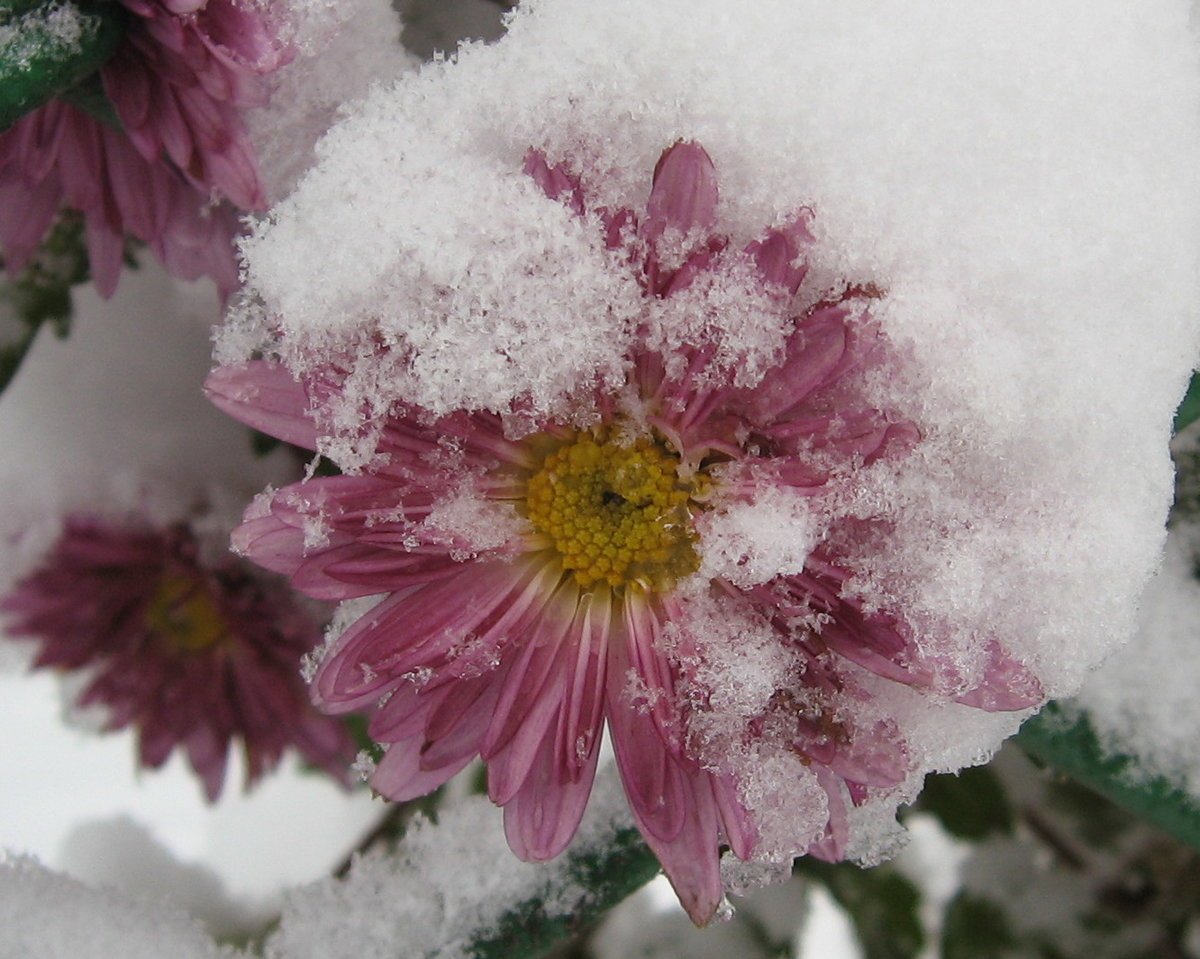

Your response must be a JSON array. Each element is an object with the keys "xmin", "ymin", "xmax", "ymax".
[
  {"xmin": 220, "ymin": 0, "xmax": 1200, "ymax": 878},
  {"xmin": 1074, "ymin": 506, "xmax": 1200, "ymax": 796},
  {"xmin": 264, "ymin": 765, "xmax": 633, "ymax": 959},
  {"xmin": 0, "ymin": 854, "xmax": 233, "ymax": 959},
  {"xmin": 248, "ymin": 0, "xmax": 416, "ymax": 206}
]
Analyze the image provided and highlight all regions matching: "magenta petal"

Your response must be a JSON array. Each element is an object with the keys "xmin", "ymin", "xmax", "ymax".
[
  {"xmin": 745, "ymin": 210, "xmax": 814, "ymax": 295},
  {"xmin": 636, "ymin": 769, "xmax": 724, "ymax": 926},
  {"xmin": 293, "ymin": 542, "xmax": 460, "ymax": 600},
  {"xmin": 740, "ymin": 304, "xmax": 855, "ymax": 425},
  {"xmin": 370, "ymin": 736, "xmax": 473, "ymax": 802},
  {"xmin": 368, "ymin": 683, "xmax": 431, "ymax": 743},
  {"xmin": 556, "ymin": 593, "xmax": 610, "ymax": 777},
  {"xmin": 421, "ymin": 675, "xmax": 502, "ymax": 767},
  {"xmin": 955, "ymin": 642, "xmax": 1044, "ymax": 712},
  {"xmin": 523, "ymin": 149, "xmax": 585, "ymax": 216},
  {"xmin": 204, "ymin": 361, "xmax": 321, "ymax": 450},
  {"xmin": 503, "ymin": 723, "xmax": 600, "ymax": 862},
  {"xmin": 231, "ymin": 512, "xmax": 310, "ymax": 578},
  {"xmin": 711, "ymin": 772, "xmax": 756, "ymax": 860},
  {"xmin": 826, "ymin": 720, "xmax": 907, "ymax": 788},
  {"xmin": 805, "ymin": 765, "xmax": 850, "ymax": 862},
  {"xmin": 482, "ymin": 586, "xmax": 575, "ymax": 759},
  {"xmin": 645, "ymin": 141, "xmax": 719, "ymax": 239},
  {"xmin": 484, "ymin": 637, "xmax": 571, "ymax": 803},
  {"xmin": 314, "ymin": 563, "xmax": 522, "ymax": 711}
]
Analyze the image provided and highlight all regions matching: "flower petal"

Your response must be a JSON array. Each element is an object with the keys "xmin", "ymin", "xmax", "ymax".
[
  {"xmin": 204, "ymin": 361, "xmax": 321, "ymax": 450},
  {"xmin": 644, "ymin": 141, "xmax": 719, "ymax": 239}
]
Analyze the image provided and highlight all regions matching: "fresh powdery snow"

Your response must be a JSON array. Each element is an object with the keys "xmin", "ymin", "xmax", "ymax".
[
  {"xmin": 221, "ymin": 0, "xmax": 1200, "ymax": 875},
  {"xmin": 1074, "ymin": 505, "xmax": 1200, "ymax": 797},
  {"xmin": 247, "ymin": 0, "xmax": 416, "ymax": 206},
  {"xmin": 0, "ymin": 855, "xmax": 233, "ymax": 959}
]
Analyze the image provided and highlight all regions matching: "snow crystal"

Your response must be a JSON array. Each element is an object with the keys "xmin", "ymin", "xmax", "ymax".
[
  {"xmin": 220, "ymin": 0, "xmax": 1200, "ymax": 896},
  {"xmin": 248, "ymin": 0, "xmax": 415, "ymax": 205},
  {"xmin": 0, "ymin": 3, "xmax": 85, "ymax": 72},
  {"xmin": 0, "ymin": 854, "xmax": 232, "ymax": 959},
  {"xmin": 421, "ymin": 486, "xmax": 528, "ymax": 555},
  {"xmin": 695, "ymin": 486, "xmax": 819, "ymax": 588}
]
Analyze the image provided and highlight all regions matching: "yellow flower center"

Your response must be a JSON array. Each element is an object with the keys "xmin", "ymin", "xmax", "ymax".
[
  {"xmin": 524, "ymin": 430, "xmax": 702, "ymax": 591},
  {"xmin": 146, "ymin": 572, "xmax": 226, "ymax": 653}
]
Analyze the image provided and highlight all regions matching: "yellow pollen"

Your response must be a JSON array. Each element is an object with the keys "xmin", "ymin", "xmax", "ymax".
[
  {"xmin": 524, "ymin": 431, "xmax": 701, "ymax": 591},
  {"xmin": 145, "ymin": 572, "xmax": 226, "ymax": 653}
]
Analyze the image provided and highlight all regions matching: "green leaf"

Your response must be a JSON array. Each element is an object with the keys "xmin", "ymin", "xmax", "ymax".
[
  {"xmin": 940, "ymin": 893, "xmax": 1017, "ymax": 959},
  {"xmin": 1175, "ymin": 370, "xmax": 1200, "ymax": 434},
  {"xmin": 915, "ymin": 764, "xmax": 1015, "ymax": 840},
  {"xmin": 0, "ymin": 0, "xmax": 126, "ymax": 130},
  {"xmin": 1016, "ymin": 703, "xmax": 1200, "ymax": 852},
  {"xmin": 0, "ymin": 214, "xmax": 92, "ymax": 393},
  {"xmin": 797, "ymin": 859, "xmax": 925, "ymax": 959}
]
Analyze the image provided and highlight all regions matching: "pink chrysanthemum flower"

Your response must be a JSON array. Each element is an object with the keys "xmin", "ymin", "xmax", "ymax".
[
  {"xmin": 1, "ymin": 514, "xmax": 353, "ymax": 801},
  {"xmin": 0, "ymin": 0, "xmax": 291, "ymax": 297},
  {"xmin": 206, "ymin": 142, "xmax": 1042, "ymax": 922}
]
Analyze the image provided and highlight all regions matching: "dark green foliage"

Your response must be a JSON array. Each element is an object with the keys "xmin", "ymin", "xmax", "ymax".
[
  {"xmin": 1016, "ymin": 704, "xmax": 1200, "ymax": 852},
  {"xmin": 916, "ymin": 765, "xmax": 1015, "ymax": 840},
  {"xmin": 0, "ymin": 214, "xmax": 98, "ymax": 394},
  {"xmin": 940, "ymin": 894, "xmax": 1017, "ymax": 959},
  {"xmin": 796, "ymin": 859, "xmax": 924, "ymax": 959},
  {"xmin": 1043, "ymin": 778, "xmax": 1134, "ymax": 849},
  {"xmin": 1173, "ymin": 370, "xmax": 1200, "ymax": 434}
]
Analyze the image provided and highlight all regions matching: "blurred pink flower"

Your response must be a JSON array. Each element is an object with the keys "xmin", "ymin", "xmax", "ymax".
[
  {"xmin": 0, "ymin": 0, "xmax": 291, "ymax": 297},
  {"xmin": 1, "ymin": 515, "xmax": 353, "ymax": 801},
  {"xmin": 206, "ymin": 142, "xmax": 1042, "ymax": 922}
]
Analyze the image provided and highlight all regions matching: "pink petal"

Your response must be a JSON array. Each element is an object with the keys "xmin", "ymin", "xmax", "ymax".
[
  {"xmin": 635, "ymin": 768, "xmax": 724, "ymax": 925},
  {"xmin": 644, "ymin": 141, "xmax": 719, "ymax": 240},
  {"xmin": 204, "ymin": 362, "xmax": 321, "ymax": 450},
  {"xmin": 523, "ymin": 149, "xmax": 585, "ymax": 216},
  {"xmin": 370, "ymin": 736, "xmax": 473, "ymax": 802},
  {"xmin": 313, "ymin": 562, "xmax": 528, "ymax": 711},
  {"xmin": 955, "ymin": 642, "xmax": 1044, "ymax": 712},
  {"xmin": 745, "ymin": 210, "xmax": 814, "ymax": 295},
  {"xmin": 503, "ymin": 722, "xmax": 600, "ymax": 862}
]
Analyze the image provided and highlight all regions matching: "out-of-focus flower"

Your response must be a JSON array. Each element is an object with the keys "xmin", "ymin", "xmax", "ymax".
[
  {"xmin": 0, "ymin": 0, "xmax": 292, "ymax": 297},
  {"xmin": 1, "ymin": 514, "xmax": 353, "ymax": 801},
  {"xmin": 206, "ymin": 142, "xmax": 1042, "ymax": 922}
]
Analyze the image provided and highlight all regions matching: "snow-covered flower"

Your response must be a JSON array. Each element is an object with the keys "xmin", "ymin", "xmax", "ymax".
[
  {"xmin": 0, "ymin": 0, "xmax": 293, "ymax": 297},
  {"xmin": 207, "ymin": 142, "xmax": 1041, "ymax": 923},
  {"xmin": 0, "ymin": 513, "xmax": 353, "ymax": 801}
]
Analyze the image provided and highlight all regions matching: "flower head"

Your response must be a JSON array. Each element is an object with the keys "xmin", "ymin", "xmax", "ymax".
[
  {"xmin": 1, "ymin": 514, "xmax": 354, "ymax": 801},
  {"xmin": 0, "ymin": 0, "xmax": 292, "ymax": 297},
  {"xmin": 207, "ymin": 142, "xmax": 1042, "ymax": 922}
]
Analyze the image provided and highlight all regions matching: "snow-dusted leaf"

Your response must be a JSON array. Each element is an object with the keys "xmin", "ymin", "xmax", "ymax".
[{"xmin": 0, "ymin": 0, "xmax": 124, "ymax": 129}]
